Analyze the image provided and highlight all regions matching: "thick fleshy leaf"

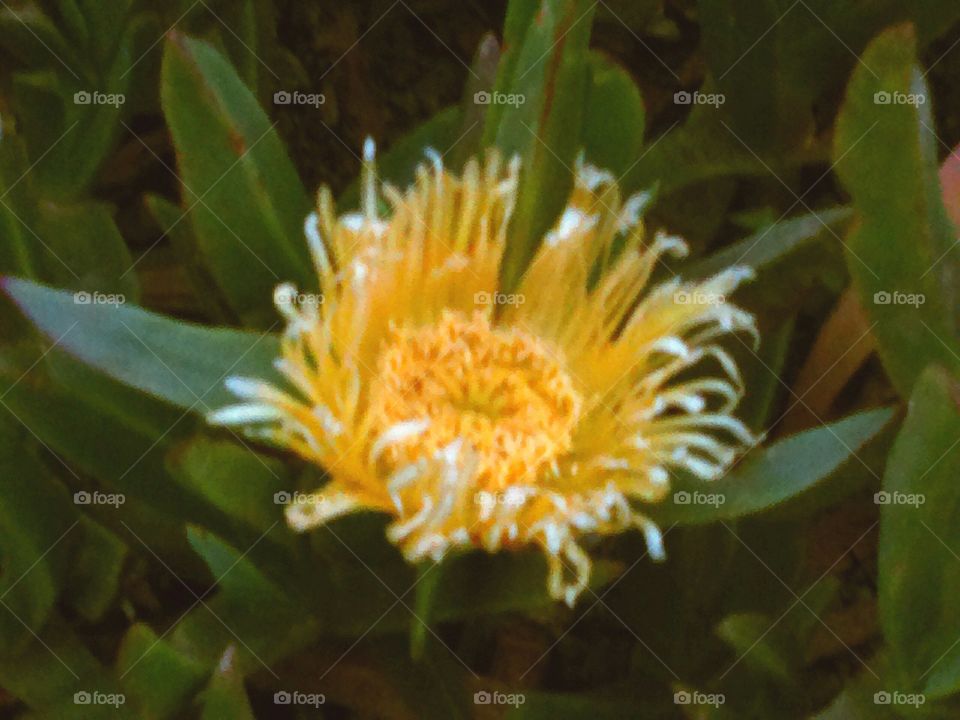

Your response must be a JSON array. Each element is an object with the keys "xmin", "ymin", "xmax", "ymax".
[
  {"xmin": 699, "ymin": 0, "xmax": 960, "ymax": 153},
  {"xmin": 0, "ymin": 5, "xmax": 80, "ymax": 68},
  {"xmin": 118, "ymin": 623, "xmax": 208, "ymax": 720},
  {"xmin": 879, "ymin": 366, "xmax": 960, "ymax": 698},
  {"xmin": 428, "ymin": 551, "xmax": 619, "ymax": 623},
  {"xmin": 651, "ymin": 407, "xmax": 895, "ymax": 524},
  {"xmin": 0, "ymin": 135, "xmax": 39, "ymax": 280},
  {"xmin": 0, "ymin": 616, "xmax": 130, "ymax": 720},
  {"xmin": 489, "ymin": 0, "xmax": 596, "ymax": 290},
  {"xmin": 621, "ymin": 101, "xmax": 825, "ymax": 197},
  {"xmin": 161, "ymin": 32, "xmax": 312, "ymax": 327},
  {"xmin": 63, "ymin": 518, "xmax": 128, "ymax": 623},
  {"xmin": 167, "ymin": 437, "xmax": 289, "ymax": 533},
  {"xmin": 689, "ymin": 209, "xmax": 851, "ymax": 317},
  {"xmin": 197, "ymin": 648, "xmax": 255, "ymax": 720},
  {"xmin": 834, "ymin": 24, "xmax": 960, "ymax": 397},
  {"xmin": 13, "ymin": 14, "xmax": 141, "ymax": 198},
  {"xmin": 169, "ymin": 528, "xmax": 318, "ymax": 675},
  {"xmin": 0, "ymin": 414, "xmax": 75, "ymax": 651},
  {"xmin": 687, "ymin": 208, "xmax": 851, "ymax": 281},
  {"xmin": 736, "ymin": 316, "xmax": 795, "ymax": 431},
  {"xmin": 479, "ymin": 0, "xmax": 541, "ymax": 150},
  {"xmin": 0, "ymin": 342, "xmax": 207, "ymax": 575},
  {"xmin": 33, "ymin": 200, "xmax": 140, "ymax": 301},
  {"xmin": 145, "ymin": 193, "xmax": 234, "ymax": 323},
  {"xmin": 2, "ymin": 276, "xmax": 281, "ymax": 410},
  {"xmin": 581, "ymin": 51, "xmax": 644, "ymax": 176}
]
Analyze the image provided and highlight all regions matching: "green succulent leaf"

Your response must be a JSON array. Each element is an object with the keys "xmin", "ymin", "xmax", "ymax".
[
  {"xmin": 687, "ymin": 208, "xmax": 851, "ymax": 281},
  {"xmin": 0, "ymin": 616, "xmax": 131, "ymax": 719},
  {"xmin": 161, "ymin": 31, "xmax": 313, "ymax": 327},
  {"xmin": 621, "ymin": 100, "xmax": 826, "ymax": 197},
  {"xmin": 0, "ymin": 414, "xmax": 75, "ymax": 651},
  {"xmin": 489, "ymin": 0, "xmax": 596, "ymax": 291},
  {"xmin": 698, "ymin": 0, "xmax": 960, "ymax": 153},
  {"xmin": 33, "ymin": 200, "xmax": 140, "ymax": 300},
  {"xmin": 651, "ymin": 407, "xmax": 896, "ymax": 524},
  {"xmin": 581, "ymin": 51, "xmax": 645, "ymax": 176},
  {"xmin": 0, "ymin": 5, "xmax": 79, "ymax": 70},
  {"xmin": 879, "ymin": 365, "xmax": 960, "ymax": 698},
  {"xmin": 2, "ymin": 276, "xmax": 281, "ymax": 411},
  {"xmin": 117, "ymin": 623, "xmax": 208, "ymax": 720},
  {"xmin": 835, "ymin": 24, "xmax": 960, "ymax": 397},
  {"xmin": 64, "ymin": 518, "xmax": 128, "ymax": 623},
  {"xmin": 170, "ymin": 528, "xmax": 319, "ymax": 675},
  {"xmin": 167, "ymin": 437, "xmax": 289, "ymax": 535},
  {"xmin": 197, "ymin": 648, "xmax": 256, "ymax": 720}
]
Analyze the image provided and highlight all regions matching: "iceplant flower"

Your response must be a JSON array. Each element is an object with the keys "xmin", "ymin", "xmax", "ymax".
[{"xmin": 208, "ymin": 140, "xmax": 758, "ymax": 606}]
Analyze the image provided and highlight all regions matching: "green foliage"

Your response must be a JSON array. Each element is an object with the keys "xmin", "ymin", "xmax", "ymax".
[
  {"xmin": 651, "ymin": 407, "xmax": 894, "ymax": 525},
  {"xmin": 486, "ymin": 0, "xmax": 596, "ymax": 291},
  {"xmin": 2, "ymin": 277, "xmax": 282, "ymax": 410},
  {"xmin": 161, "ymin": 32, "xmax": 313, "ymax": 327},
  {"xmin": 1, "ymin": 0, "xmax": 960, "ymax": 717},
  {"xmin": 879, "ymin": 366, "xmax": 960, "ymax": 698},
  {"xmin": 835, "ymin": 25, "xmax": 960, "ymax": 397}
]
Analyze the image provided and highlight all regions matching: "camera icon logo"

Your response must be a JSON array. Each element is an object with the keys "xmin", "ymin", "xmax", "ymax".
[
  {"xmin": 274, "ymin": 90, "xmax": 292, "ymax": 105},
  {"xmin": 274, "ymin": 491, "xmax": 292, "ymax": 505},
  {"xmin": 74, "ymin": 91, "xmax": 92, "ymax": 105},
  {"xmin": 74, "ymin": 691, "xmax": 91, "ymax": 704},
  {"xmin": 474, "ymin": 691, "xmax": 492, "ymax": 704},
  {"xmin": 874, "ymin": 91, "xmax": 891, "ymax": 105},
  {"xmin": 674, "ymin": 90, "xmax": 692, "ymax": 105},
  {"xmin": 674, "ymin": 491, "xmax": 691, "ymax": 505},
  {"xmin": 474, "ymin": 91, "xmax": 491, "ymax": 105},
  {"xmin": 274, "ymin": 690, "xmax": 292, "ymax": 704},
  {"xmin": 74, "ymin": 491, "xmax": 92, "ymax": 505},
  {"xmin": 874, "ymin": 491, "xmax": 891, "ymax": 505},
  {"xmin": 873, "ymin": 291, "xmax": 891, "ymax": 304},
  {"xmin": 674, "ymin": 691, "xmax": 692, "ymax": 704},
  {"xmin": 74, "ymin": 291, "xmax": 91, "ymax": 304},
  {"xmin": 874, "ymin": 691, "xmax": 892, "ymax": 704}
]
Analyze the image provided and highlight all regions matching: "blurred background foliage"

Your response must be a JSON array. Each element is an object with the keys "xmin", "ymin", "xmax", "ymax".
[{"xmin": 0, "ymin": 0, "xmax": 959, "ymax": 718}]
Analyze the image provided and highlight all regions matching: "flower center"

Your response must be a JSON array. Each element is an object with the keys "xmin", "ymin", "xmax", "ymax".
[{"xmin": 368, "ymin": 311, "xmax": 583, "ymax": 491}]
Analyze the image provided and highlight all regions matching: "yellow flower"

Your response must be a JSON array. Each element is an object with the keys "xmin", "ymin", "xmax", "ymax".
[{"xmin": 208, "ymin": 140, "xmax": 758, "ymax": 606}]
